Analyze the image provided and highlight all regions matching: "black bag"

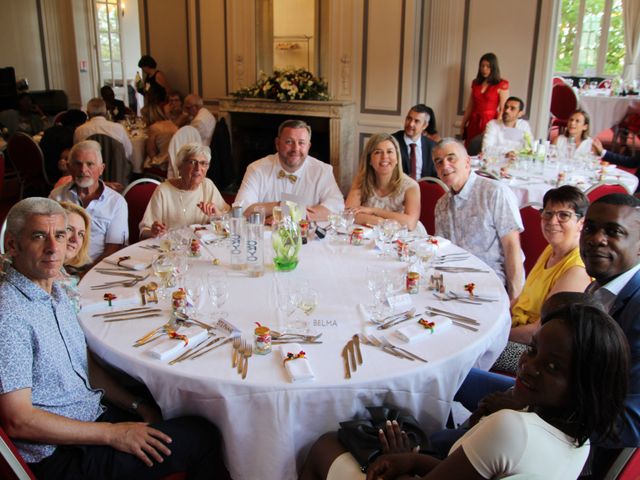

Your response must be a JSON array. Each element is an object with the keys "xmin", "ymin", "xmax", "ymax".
[{"xmin": 337, "ymin": 405, "xmax": 427, "ymax": 472}]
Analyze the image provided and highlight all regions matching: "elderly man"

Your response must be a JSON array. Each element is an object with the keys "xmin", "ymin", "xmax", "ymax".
[
  {"xmin": 180, "ymin": 94, "xmax": 215, "ymax": 146},
  {"xmin": 0, "ymin": 198, "xmax": 226, "ymax": 479},
  {"xmin": 481, "ymin": 96, "xmax": 532, "ymax": 159},
  {"xmin": 392, "ymin": 104, "xmax": 438, "ymax": 180},
  {"xmin": 235, "ymin": 119, "xmax": 344, "ymax": 221},
  {"xmin": 49, "ymin": 140, "xmax": 128, "ymax": 263},
  {"xmin": 73, "ymin": 98, "xmax": 132, "ymax": 159},
  {"xmin": 433, "ymin": 138, "xmax": 524, "ymax": 300}
]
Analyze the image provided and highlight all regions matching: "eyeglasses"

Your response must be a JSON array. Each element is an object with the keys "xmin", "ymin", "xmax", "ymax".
[
  {"xmin": 539, "ymin": 209, "xmax": 581, "ymax": 223},
  {"xmin": 186, "ymin": 159, "xmax": 210, "ymax": 168}
]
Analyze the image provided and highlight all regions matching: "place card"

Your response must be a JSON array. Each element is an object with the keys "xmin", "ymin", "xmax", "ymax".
[{"xmin": 386, "ymin": 293, "xmax": 412, "ymax": 311}]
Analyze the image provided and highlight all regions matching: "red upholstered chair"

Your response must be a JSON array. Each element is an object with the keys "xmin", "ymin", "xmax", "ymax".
[
  {"xmin": 549, "ymin": 83, "xmax": 578, "ymax": 134},
  {"xmin": 6, "ymin": 132, "xmax": 52, "ymax": 198},
  {"xmin": 519, "ymin": 203, "xmax": 547, "ymax": 276},
  {"xmin": 584, "ymin": 182, "xmax": 630, "ymax": 202},
  {"xmin": 604, "ymin": 448, "xmax": 640, "ymax": 480},
  {"xmin": 123, "ymin": 178, "xmax": 160, "ymax": 244},
  {"xmin": 0, "ymin": 150, "xmax": 5, "ymax": 199},
  {"xmin": 0, "ymin": 425, "xmax": 37, "ymax": 480},
  {"xmin": 598, "ymin": 79, "xmax": 612, "ymax": 89},
  {"xmin": 417, "ymin": 176, "xmax": 449, "ymax": 235},
  {"xmin": 552, "ymin": 76, "xmax": 570, "ymax": 87}
]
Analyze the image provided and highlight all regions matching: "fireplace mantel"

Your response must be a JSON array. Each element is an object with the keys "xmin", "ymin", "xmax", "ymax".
[{"xmin": 218, "ymin": 97, "xmax": 356, "ymax": 193}]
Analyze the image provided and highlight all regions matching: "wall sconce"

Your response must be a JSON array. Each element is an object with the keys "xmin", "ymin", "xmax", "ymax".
[{"xmin": 121, "ymin": 1, "xmax": 125, "ymax": 16}]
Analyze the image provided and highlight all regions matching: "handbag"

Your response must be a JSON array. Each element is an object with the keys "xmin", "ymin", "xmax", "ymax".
[{"xmin": 337, "ymin": 405, "xmax": 427, "ymax": 472}]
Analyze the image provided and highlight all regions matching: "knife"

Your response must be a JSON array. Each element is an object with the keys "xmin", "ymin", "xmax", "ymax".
[
  {"xmin": 391, "ymin": 345, "xmax": 428, "ymax": 363},
  {"xmin": 140, "ymin": 285, "xmax": 147, "ymax": 305},
  {"xmin": 342, "ymin": 345, "xmax": 351, "ymax": 379},
  {"xmin": 93, "ymin": 306, "xmax": 156, "ymax": 317},
  {"xmin": 378, "ymin": 313, "xmax": 421, "ymax": 330},
  {"xmin": 190, "ymin": 336, "xmax": 234, "ymax": 360},
  {"xmin": 99, "ymin": 308, "xmax": 161, "ymax": 318},
  {"xmin": 104, "ymin": 313, "xmax": 161, "ymax": 322},
  {"xmin": 425, "ymin": 307, "xmax": 480, "ymax": 325},
  {"xmin": 352, "ymin": 334, "xmax": 363, "ymax": 365},
  {"xmin": 347, "ymin": 340, "xmax": 357, "ymax": 372},
  {"xmin": 169, "ymin": 335, "xmax": 220, "ymax": 365}
]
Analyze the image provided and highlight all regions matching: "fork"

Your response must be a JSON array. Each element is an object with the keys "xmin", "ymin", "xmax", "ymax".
[
  {"xmin": 236, "ymin": 339, "xmax": 247, "ymax": 374},
  {"xmin": 378, "ymin": 336, "xmax": 428, "ymax": 363},
  {"xmin": 433, "ymin": 292, "xmax": 481, "ymax": 305},
  {"xmin": 90, "ymin": 274, "xmax": 150, "ymax": 289},
  {"xmin": 231, "ymin": 337, "xmax": 241, "ymax": 368},
  {"xmin": 242, "ymin": 344, "xmax": 252, "ymax": 379}
]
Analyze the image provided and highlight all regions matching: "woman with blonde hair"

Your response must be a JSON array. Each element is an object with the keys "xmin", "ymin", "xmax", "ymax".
[
  {"xmin": 345, "ymin": 133, "xmax": 422, "ymax": 232},
  {"xmin": 143, "ymin": 103, "xmax": 178, "ymax": 172},
  {"xmin": 58, "ymin": 201, "xmax": 92, "ymax": 311}
]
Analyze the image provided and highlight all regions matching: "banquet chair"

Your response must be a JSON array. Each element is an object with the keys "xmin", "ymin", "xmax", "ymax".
[
  {"xmin": 6, "ymin": 132, "xmax": 52, "ymax": 198},
  {"xmin": 417, "ymin": 176, "xmax": 449, "ymax": 235},
  {"xmin": 167, "ymin": 126, "xmax": 201, "ymax": 179},
  {"xmin": 88, "ymin": 133, "xmax": 131, "ymax": 187},
  {"xmin": 604, "ymin": 448, "xmax": 640, "ymax": 480},
  {"xmin": 584, "ymin": 182, "xmax": 630, "ymax": 202},
  {"xmin": 598, "ymin": 79, "xmax": 612, "ymax": 89},
  {"xmin": 0, "ymin": 424, "xmax": 37, "ymax": 480},
  {"xmin": 0, "ymin": 218, "xmax": 6, "ymax": 254},
  {"xmin": 549, "ymin": 83, "xmax": 578, "ymax": 133},
  {"xmin": 123, "ymin": 177, "xmax": 160, "ymax": 244},
  {"xmin": 552, "ymin": 76, "xmax": 570, "ymax": 87},
  {"xmin": 519, "ymin": 203, "xmax": 546, "ymax": 276},
  {"xmin": 595, "ymin": 106, "xmax": 640, "ymax": 157},
  {"xmin": 0, "ymin": 149, "xmax": 5, "ymax": 199}
]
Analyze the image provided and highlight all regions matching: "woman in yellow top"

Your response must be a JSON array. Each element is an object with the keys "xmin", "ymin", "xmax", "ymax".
[{"xmin": 493, "ymin": 185, "xmax": 591, "ymax": 373}]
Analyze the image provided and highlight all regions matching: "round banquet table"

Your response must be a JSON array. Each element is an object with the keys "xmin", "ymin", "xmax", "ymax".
[
  {"xmin": 78, "ymin": 232, "xmax": 510, "ymax": 480},
  {"xmin": 128, "ymin": 130, "xmax": 147, "ymax": 174},
  {"xmin": 579, "ymin": 92, "xmax": 640, "ymax": 135},
  {"xmin": 481, "ymin": 159, "xmax": 638, "ymax": 207}
]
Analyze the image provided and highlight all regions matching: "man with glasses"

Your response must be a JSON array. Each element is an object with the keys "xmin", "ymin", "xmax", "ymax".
[{"xmin": 235, "ymin": 119, "xmax": 344, "ymax": 221}]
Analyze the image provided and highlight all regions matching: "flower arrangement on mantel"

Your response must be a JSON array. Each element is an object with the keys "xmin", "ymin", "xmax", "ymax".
[{"xmin": 231, "ymin": 68, "xmax": 330, "ymax": 102}]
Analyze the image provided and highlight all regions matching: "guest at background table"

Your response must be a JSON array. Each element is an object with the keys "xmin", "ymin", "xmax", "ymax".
[
  {"xmin": 164, "ymin": 91, "xmax": 185, "ymax": 127},
  {"xmin": 0, "ymin": 93, "xmax": 47, "ymax": 137},
  {"xmin": 591, "ymin": 137, "xmax": 640, "ymax": 193},
  {"xmin": 0, "ymin": 198, "xmax": 228, "ymax": 480},
  {"xmin": 137, "ymin": 54, "xmax": 171, "ymax": 105},
  {"xmin": 235, "ymin": 119, "xmax": 345, "ymax": 222},
  {"xmin": 179, "ymin": 94, "xmax": 216, "ymax": 147},
  {"xmin": 49, "ymin": 140, "xmax": 128, "ymax": 263},
  {"xmin": 73, "ymin": 98, "xmax": 133, "ymax": 161},
  {"xmin": 58, "ymin": 201, "xmax": 92, "ymax": 312},
  {"xmin": 140, "ymin": 143, "xmax": 229, "ymax": 239},
  {"xmin": 392, "ymin": 104, "xmax": 438, "ymax": 180},
  {"xmin": 433, "ymin": 138, "xmax": 524, "ymax": 300},
  {"xmin": 300, "ymin": 303, "xmax": 629, "ymax": 480},
  {"xmin": 551, "ymin": 109, "xmax": 592, "ymax": 157},
  {"xmin": 481, "ymin": 96, "xmax": 532, "ymax": 159},
  {"xmin": 142, "ymin": 103, "xmax": 177, "ymax": 173},
  {"xmin": 345, "ymin": 133, "xmax": 423, "ymax": 232},
  {"xmin": 460, "ymin": 53, "xmax": 509, "ymax": 149},
  {"xmin": 492, "ymin": 186, "xmax": 590, "ymax": 374},
  {"xmin": 40, "ymin": 109, "xmax": 87, "ymax": 184},
  {"xmin": 100, "ymin": 85, "xmax": 130, "ymax": 122}
]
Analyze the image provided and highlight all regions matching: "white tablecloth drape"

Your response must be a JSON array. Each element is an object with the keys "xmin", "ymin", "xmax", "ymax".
[
  {"xmin": 579, "ymin": 93, "xmax": 640, "ymax": 135},
  {"xmin": 79, "ymin": 233, "xmax": 510, "ymax": 480}
]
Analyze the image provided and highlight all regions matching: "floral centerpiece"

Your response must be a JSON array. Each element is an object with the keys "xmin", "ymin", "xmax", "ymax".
[
  {"xmin": 272, "ymin": 201, "xmax": 303, "ymax": 271},
  {"xmin": 231, "ymin": 68, "xmax": 330, "ymax": 102}
]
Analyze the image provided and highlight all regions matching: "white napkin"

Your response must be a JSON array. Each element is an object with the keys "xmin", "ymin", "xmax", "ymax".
[
  {"xmin": 103, "ymin": 256, "xmax": 149, "ymax": 271},
  {"xmin": 80, "ymin": 290, "xmax": 141, "ymax": 314},
  {"xmin": 279, "ymin": 344, "xmax": 315, "ymax": 383},
  {"xmin": 147, "ymin": 325, "xmax": 208, "ymax": 360},
  {"xmin": 394, "ymin": 317, "xmax": 452, "ymax": 343}
]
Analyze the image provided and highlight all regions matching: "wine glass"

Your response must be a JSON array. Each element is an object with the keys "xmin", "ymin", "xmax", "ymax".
[
  {"xmin": 207, "ymin": 272, "xmax": 229, "ymax": 320},
  {"xmin": 296, "ymin": 286, "xmax": 318, "ymax": 316},
  {"xmin": 185, "ymin": 276, "xmax": 206, "ymax": 317},
  {"xmin": 275, "ymin": 277, "xmax": 297, "ymax": 331},
  {"xmin": 366, "ymin": 266, "xmax": 389, "ymax": 321},
  {"xmin": 578, "ymin": 78, "xmax": 586, "ymax": 90},
  {"xmin": 152, "ymin": 253, "xmax": 175, "ymax": 300},
  {"xmin": 172, "ymin": 254, "xmax": 189, "ymax": 289},
  {"xmin": 342, "ymin": 209, "xmax": 356, "ymax": 232}
]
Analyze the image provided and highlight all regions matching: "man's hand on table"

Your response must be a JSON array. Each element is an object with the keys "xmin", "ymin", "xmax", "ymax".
[
  {"xmin": 107, "ymin": 422, "xmax": 173, "ymax": 467},
  {"xmin": 306, "ymin": 205, "xmax": 331, "ymax": 222}
]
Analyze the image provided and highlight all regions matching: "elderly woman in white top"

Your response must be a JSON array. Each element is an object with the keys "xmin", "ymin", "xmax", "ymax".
[
  {"xmin": 345, "ymin": 133, "xmax": 423, "ymax": 232},
  {"xmin": 552, "ymin": 109, "xmax": 593, "ymax": 157},
  {"xmin": 139, "ymin": 143, "xmax": 229, "ymax": 239}
]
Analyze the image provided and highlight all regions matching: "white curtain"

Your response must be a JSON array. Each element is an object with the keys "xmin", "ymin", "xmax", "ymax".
[{"xmin": 622, "ymin": 0, "xmax": 640, "ymax": 83}]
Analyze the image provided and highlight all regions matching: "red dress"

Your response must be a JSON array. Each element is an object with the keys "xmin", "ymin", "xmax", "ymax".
[{"xmin": 465, "ymin": 79, "xmax": 509, "ymax": 146}]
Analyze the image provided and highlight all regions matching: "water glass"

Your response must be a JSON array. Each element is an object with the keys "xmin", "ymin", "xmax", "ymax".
[{"xmin": 207, "ymin": 272, "xmax": 229, "ymax": 320}]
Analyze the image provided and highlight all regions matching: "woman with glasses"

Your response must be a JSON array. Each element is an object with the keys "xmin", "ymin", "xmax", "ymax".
[
  {"xmin": 139, "ymin": 143, "xmax": 229, "ymax": 239},
  {"xmin": 492, "ymin": 185, "xmax": 591, "ymax": 374}
]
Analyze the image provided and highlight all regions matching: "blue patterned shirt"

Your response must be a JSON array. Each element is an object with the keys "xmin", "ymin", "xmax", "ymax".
[
  {"xmin": 0, "ymin": 267, "xmax": 103, "ymax": 463},
  {"xmin": 435, "ymin": 171, "xmax": 523, "ymax": 283}
]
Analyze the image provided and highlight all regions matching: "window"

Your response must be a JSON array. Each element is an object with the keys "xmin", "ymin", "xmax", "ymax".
[
  {"xmin": 555, "ymin": 0, "xmax": 625, "ymax": 77},
  {"xmin": 95, "ymin": 0, "xmax": 123, "ymax": 86}
]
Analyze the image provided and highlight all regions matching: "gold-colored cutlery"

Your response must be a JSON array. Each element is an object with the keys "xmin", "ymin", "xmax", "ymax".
[{"xmin": 341, "ymin": 336, "xmax": 364, "ymax": 379}]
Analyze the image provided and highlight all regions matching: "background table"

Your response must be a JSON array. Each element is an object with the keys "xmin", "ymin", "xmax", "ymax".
[
  {"xmin": 78, "ymin": 233, "xmax": 510, "ymax": 480},
  {"xmin": 579, "ymin": 93, "xmax": 640, "ymax": 135}
]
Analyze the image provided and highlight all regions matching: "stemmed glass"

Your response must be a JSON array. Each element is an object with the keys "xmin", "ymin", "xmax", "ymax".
[
  {"xmin": 172, "ymin": 254, "xmax": 189, "ymax": 289},
  {"xmin": 152, "ymin": 253, "xmax": 176, "ymax": 300},
  {"xmin": 327, "ymin": 212, "xmax": 344, "ymax": 241},
  {"xmin": 207, "ymin": 272, "xmax": 229, "ymax": 320},
  {"xmin": 290, "ymin": 285, "xmax": 318, "ymax": 332},
  {"xmin": 375, "ymin": 219, "xmax": 400, "ymax": 256},
  {"xmin": 366, "ymin": 266, "xmax": 390, "ymax": 322},
  {"xmin": 342, "ymin": 209, "xmax": 356, "ymax": 232},
  {"xmin": 275, "ymin": 278, "xmax": 298, "ymax": 332}
]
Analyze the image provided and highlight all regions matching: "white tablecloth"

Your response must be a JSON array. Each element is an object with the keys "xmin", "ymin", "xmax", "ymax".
[
  {"xmin": 129, "ymin": 131, "xmax": 147, "ymax": 174},
  {"xmin": 579, "ymin": 93, "xmax": 640, "ymax": 135},
  {"xmin": 78, "ymin": 233, "xmax": 510, "ymax": 480}
]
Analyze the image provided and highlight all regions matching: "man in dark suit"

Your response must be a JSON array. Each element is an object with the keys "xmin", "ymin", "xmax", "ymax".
[
  {"xmin": 592, "ymin": 138, "xmax": 639, "ymax": 193},
  {"xmin": 580, "ymin": 193, "xmax": 640, "ymax": 476},
  {"xmin": 392, "ymin": 104, "xmax": 437, "ymax": 180}
]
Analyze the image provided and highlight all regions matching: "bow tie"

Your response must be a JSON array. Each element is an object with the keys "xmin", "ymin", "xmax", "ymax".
[{"xmin": 278, "ymin": 170, "xmax": 298, "ymax": 184}]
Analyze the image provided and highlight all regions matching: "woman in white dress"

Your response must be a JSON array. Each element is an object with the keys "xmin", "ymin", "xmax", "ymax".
[
  {"xmin": 345, "ymin": 133, "xmax": 422, "ymax": 232},
  {"xmin": 139, "ymin": 143, "xmax": 229, "ymax": 239},
  {"xmin": 552, "ymin": 109, "xmax": 593, "ymax": 157}
]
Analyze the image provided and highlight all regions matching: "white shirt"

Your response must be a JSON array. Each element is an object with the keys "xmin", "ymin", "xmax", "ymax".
[
  {"xmin": 235, "ymin": 153, "xmax": 345, "ymax": 213},
  {"xmin": 190, "ymin": 107, "xmax": 216, "ymax": 146},
  {"xmin": 73, "ymin": 116, "xmax": 133, "ymax": 159},
  {"xmin": 402, "ymin": 134, "xmax": 423, "ymax": 178},
  {"xmin": 49, "ymin": 181, "xmax": 129, "ymax": 261},
  {"xmin": 482, "ymin": 118, "xmax": 532, "ymax": 154},
  {"xmin": 555, "ymin": 135, "xmax": 593, "ymax": 157}
]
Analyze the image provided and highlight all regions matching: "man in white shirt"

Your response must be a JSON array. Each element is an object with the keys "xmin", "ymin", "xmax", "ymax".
[
  {"xmin": 49, "ymin": 140, "xmax": 128, "ymax": 263},
  {"xmin": 481, "ymin": 96, "xmax": 532, "ymax": 159},
  {"xmin": 182, "ymin": 94, "xmax": 215, "ymax": 146},
  {"xmin": 73, "ymin": 98, "xmax": 133, "ymax": 159},
  {"xmin": 235, "ymin": 119, "xmax": 344, "ymax": 221}
]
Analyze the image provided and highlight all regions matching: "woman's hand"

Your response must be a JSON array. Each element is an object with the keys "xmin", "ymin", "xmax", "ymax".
[
  {"xmin": 378, "ymin": 420, "xmax": 420, "ymax": 454},
  {"xmin": 352, "ymin": 206, "xmax": 375, "ymax": 216},
  {"xmin": 150, "ymin": 221, "xmax": 167, "ymax": 238},
  {"xmin": 198, "ymin": 201, "xmax": 219, "ymax": 217}
]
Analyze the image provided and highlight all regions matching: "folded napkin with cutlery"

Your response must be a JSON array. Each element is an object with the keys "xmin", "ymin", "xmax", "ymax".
[
  {"xmin": 103, "ymin": 255, "xmax": 150, "ymax": 271},
  {"xmin": 147, "ymin": 325, "xmax": 208, "ymax": 361},
  {"xmin": 394, "ymin": 317, "xmax": 452, "ymax": 343},
  {"xmin": 81, "ymin": 290, "xmax": 141, "ymax": 314},
  {"xmin": 279, "ymin": 344, "xmax": 315, "ymax": 383}
]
